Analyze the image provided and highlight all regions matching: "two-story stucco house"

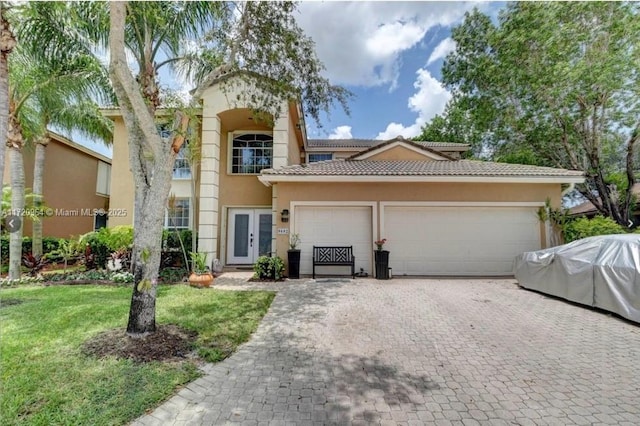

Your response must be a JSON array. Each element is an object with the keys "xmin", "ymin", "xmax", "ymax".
[
  {"xmin": 3, "ymin": 131, "xmax": 111, "ymax": 238},
  {"xmin": 106, "ymin": 73, "xmax": 584, "ymax": 277}
]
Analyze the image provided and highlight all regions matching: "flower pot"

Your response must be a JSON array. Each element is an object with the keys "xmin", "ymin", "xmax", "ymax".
[
  {"xmin": 189, "ymin": 272, "xmax": 214, "ymax": 288},
  {"xmin": 287, "ymin": 249, "xmax": 301, "ymax": 279},
  {"xmin": 374, "ymin": 250, "xmax": 390, "ymax": 280}
]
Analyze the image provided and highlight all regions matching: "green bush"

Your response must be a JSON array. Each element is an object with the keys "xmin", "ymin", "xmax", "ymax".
[
  {"xmin": 253, "ymin": 255, "xmax": 285, "ymax": 281},
  {"xmin": 99, "ymin": 225, "xmax": 133, "ymax": 252},
  {"xmin": 162, "ymin": 229, "xmax": 194, "ymax": 253},
  {"xmin": 79, "ymin": 226, "xmax": 133, "ymax": 269},
  {"xmin": 0, "ymin": 236, "xmax": 66, "ymax": 263},
  {"xmin": 158, "ymin": 266, "xmax": 188, "ymax": 283},
  {"xmin": 80, "ymin": 232, "xmax": 110, "ymax": 269},
  {"xmin": 563, "ymin": 215, "xmax": 627, "ymax": 243}
]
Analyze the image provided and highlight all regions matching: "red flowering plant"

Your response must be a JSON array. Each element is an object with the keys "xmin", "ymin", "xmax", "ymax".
[{"xmin": 374, "ymin": 238, "xmax": 387, "ymax": 251}]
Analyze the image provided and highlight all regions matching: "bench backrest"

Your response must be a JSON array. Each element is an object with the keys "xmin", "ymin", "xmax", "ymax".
[{"xmin": 313, "ymin": 246, "xmax": 354, "ymax": 263}]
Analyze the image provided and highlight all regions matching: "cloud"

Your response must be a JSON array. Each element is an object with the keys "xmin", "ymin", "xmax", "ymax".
[
  {"xmin": 427, "ymin": 37, "xmax": 456, "ymax": 65},
  {"xmin": 376, "ymin": 68, "xmax": 451, "ymax": 140},
  {"xmin": 328, "ymin": 125, "xmax": 353, "ymax": 139},
  {"xmin": 296, "ymin": 2, "xmax": 476, "ymax": 89}
]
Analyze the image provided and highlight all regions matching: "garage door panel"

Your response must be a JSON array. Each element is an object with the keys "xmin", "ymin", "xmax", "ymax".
[
  {"xmin": 295, "ymin": 206, "xmax": 372, "ymax": 276},
  {"xmin": 385, "ymin": 206, "xmax": 541, "ymax": 276}
]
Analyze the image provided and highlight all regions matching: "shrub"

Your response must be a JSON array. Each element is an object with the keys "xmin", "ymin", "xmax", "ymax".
[
  {"xmin": 0, "ymin": 276, "xmax": 43, "ymax": 287},
  {"xmin": 0, "ymin": 236, "xmax": 67, "ymax": 264},
  {"xmin": 99, "ymin": 225, "xmax": 133, "ymax": 252},
  {"xmin": 563, "ymin": 215, "xmax": 627, "ymax": 243},
  {"xmin": 42, "ymin": 237, "xmax": 62, "ymax": 255},
  {"xmin": 111, "ymin": 271, "xmax": 134, "ymax": 283},
  {"xmin": 162, "ymin": 229, "xmax": 194, "ymax": 253},
  {"xmin": 80, "ymin": 233, "xmax": 110, "ymax": 269},
  {"xmin": 253, "ymin": 255, "xmax": 285, "ymax": 281},
  {"xmin": 158, "ymin": 267, "xmax": 188, "ymax": 284}
]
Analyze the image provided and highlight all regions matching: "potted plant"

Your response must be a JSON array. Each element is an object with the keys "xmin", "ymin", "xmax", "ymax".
[
  {"xmin": 287, "ymin": 233, "xmax": 301, "ymax": 279},
  {"xmin": 188, "ymin": 251, "xmax": 214, "ymax": 287},
  {"xmin": 374, "ymin": 238, "xmax": 390, "ymax": 280}
]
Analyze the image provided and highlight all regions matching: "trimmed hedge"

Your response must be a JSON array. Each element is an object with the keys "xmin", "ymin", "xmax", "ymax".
[{"xmin": 0, "ymin": 236, "xmax": 63, "ymax": 263}]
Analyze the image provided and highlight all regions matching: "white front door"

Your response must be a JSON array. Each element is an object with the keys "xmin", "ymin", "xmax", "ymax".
[{"xmin": 227, "ymin": 209, "xmax": 272, "ymax": 264}]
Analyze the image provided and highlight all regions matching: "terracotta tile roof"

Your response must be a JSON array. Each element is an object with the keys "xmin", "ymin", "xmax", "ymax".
[
  {"xmin": 307, "ymin": 138, "xmax": 470, "ymax": 150},
  {"xmin": 347, "ymin": 137, "xmax": 457, "ymax": 161},
  {"xmin": 569, "ymin": 183, "xmax": 640, "ymax": 216},
  {"xmin": 261, "ymin": 159, "xmax": 585, "ymax": 178}
]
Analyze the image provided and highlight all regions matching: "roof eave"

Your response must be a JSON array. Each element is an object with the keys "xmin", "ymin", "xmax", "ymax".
[{"xmin": 258, "ymin": 174, "xmax": 586, "ymax": 185}]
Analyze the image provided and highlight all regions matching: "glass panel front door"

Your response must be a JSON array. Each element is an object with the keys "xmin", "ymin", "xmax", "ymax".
[
  {"xmin": 258, "ymin": 213, "xmax": 272, "ymax": 257},
  {"xmin": 233, "ymin": 214, "xmax": 250, "ymax": 257},
  {"xmin": 227, "ymin": 209, "xmax": 272, "ymax": 264}
]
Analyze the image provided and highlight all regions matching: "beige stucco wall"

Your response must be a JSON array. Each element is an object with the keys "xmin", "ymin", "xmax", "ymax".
[
  {"xmin": 11, "ymin": 139, "xmax": 110, "ymax": 238},
  {"xmin": 218, "ymin": 125, "xmax": 273, "ymax": 204},
  {"xmin": 271, "ymin": 181, "xmax": 561, "ymax": 261},
  {"xmin": 108, "ymin": 117, "xmax": 135, "ymax": 227},
  {"xmin": 287, "ymin": 111, "xmax": 302, "ymax": 165},
  {"xmin": 198, "ymin": 78, "xmax": 299, "ymax": 261}
]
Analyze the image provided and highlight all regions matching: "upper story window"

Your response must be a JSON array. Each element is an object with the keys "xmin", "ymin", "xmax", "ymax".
[
  {"xmin": 308, "ymin": 153, "xmax": 333, "ymax": 163},
  {"xmin": 230, "ymin": 133, "xmax": 273, "ymax": 174},
  {"xmin": 173, "ymin": 144, "xmax": 192, "ymax": 179},
  {"xmin": 96, "ymin": 161, "xmax": 111, "ymax": 196},
  {"xmin": 157, "ymin": 123, "xmax": 193, "ymax": 179}
]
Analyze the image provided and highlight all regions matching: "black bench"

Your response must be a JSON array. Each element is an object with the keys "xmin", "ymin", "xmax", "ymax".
[{"xmin": 312, "ymin": 246, "xmax": 355, "ymax": 279}]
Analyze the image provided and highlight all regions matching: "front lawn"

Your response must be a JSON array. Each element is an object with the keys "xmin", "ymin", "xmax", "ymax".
[{"xmin": 0, "ymin": 284, "xmax": 274, "ymax": 425}]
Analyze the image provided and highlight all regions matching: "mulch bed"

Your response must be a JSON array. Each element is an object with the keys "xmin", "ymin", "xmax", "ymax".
[{"xmin": 82, "ymin": 324, "xmax": 198, "ymax": 363}]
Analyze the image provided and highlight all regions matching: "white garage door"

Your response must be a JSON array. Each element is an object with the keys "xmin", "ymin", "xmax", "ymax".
[
  {"xmin": 384, "ymin": 205, "xmax": 542, "ymax": 276},
  {"xmin": 294, "ymin": 206, "xmax": 373, "ymax": 276}
]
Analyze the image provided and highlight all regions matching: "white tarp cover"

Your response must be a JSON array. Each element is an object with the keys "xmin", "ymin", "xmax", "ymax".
[{"xmin": 514, "ymin": 234, "xmax": 640, "ymax": 323}]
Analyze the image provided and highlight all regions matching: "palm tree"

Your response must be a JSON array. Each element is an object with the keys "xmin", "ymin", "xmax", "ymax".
[
  {"xmin": 5, "ymin": 7, "xmax": 113, "ymax": 278},
  {"xmin": 0, "ymin": 4, "xmax": 14, "ymax": 186}
]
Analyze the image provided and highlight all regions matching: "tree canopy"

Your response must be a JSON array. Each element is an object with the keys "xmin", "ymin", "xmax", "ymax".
[
  {"xmin": 418, "ymin": 2, "xmax": 640, "ymax": 226},
  {"xmin": 107, "ymin": 1, "xmax": 351, "ymax": 335}
]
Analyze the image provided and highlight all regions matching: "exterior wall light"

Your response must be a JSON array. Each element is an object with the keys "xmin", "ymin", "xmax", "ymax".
[{"xmin": 281, "ymin": 209, "xmax": 290, "ymax": 223}]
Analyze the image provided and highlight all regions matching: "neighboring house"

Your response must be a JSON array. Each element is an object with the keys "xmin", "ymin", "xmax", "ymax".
[
  {"xmin": 568, "ymin": 183, "xmax": 640, "ymax": 226},
  {"xmin": 106, "ymin": 73, "xmax": 584, "ymax": 276},
  {"xmin": 2, "ymin": 131, "xmax": 111, "ymax": 239}
]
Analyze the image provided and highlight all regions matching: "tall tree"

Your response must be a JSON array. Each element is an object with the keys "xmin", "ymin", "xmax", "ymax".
[
  {"xmin": 0, "ymin": 3, "xmax": 14, "ymax": 187},
  {"xmin": 435, "ymin": 3, "xmax": 640, "ymax": 225},
  {"xmin": 108, "ymin": 1, "xmax": 349, "ymax": 335},
  {"xmin": 6, "ymin": 3, "xmax": 113, "ymax": 277}
]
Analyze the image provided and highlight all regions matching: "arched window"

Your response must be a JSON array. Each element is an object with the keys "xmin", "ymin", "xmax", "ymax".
[{"xmin": 230, "ymin": 133, "xmax": 273, "ymax": 174}]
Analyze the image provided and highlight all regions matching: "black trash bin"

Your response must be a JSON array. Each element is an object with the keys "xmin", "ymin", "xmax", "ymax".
[{"xmin": 374, "ymin": 250, "xmax": 390, "ymax": 280}]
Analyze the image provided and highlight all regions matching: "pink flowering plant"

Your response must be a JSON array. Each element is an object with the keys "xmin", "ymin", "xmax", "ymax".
[{"xmin": 374, "ymin": 238, "xmax": 387, "ymax": 251}]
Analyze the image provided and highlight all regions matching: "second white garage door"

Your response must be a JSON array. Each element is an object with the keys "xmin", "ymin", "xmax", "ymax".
[
  {"xmin": 383, "ymin": 205, "xmax": 542, "ymax": 276},
  {"xmin": 294, "ymin": 205, "xmax": 373, "ymax": 276}
]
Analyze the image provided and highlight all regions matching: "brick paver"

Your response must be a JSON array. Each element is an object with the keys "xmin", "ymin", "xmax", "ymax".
[{"xmin": 132, "ymin": 276, "xmax": 640, "ymax": 425}]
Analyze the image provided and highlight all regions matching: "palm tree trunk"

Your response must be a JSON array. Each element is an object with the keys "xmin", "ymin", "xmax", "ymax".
[
  {"xmin": 32, "ymin": 138, "xmax": 48, "ymax": 257},
  {"xmin": 8, "ymin": 146, "xmax": 24, "ymax": 279},
  {"xmin": 0, "ymin": 6, "xmax": 15, "ymax": 186}
]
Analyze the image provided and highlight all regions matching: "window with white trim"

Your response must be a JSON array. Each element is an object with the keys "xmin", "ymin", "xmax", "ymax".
[
  {"xmin": 173, "ymin": 143, "xmax": 191, "ymax": 179},
  {"xmin": 308, "ymin": 153, "xmax": 333, "ymax": 163},
  {"xmin": 157, "ymin": 123, "xmax": 193, "ymax": 179},
  {"xmin": 165, "ymin": 198, "xmax": 190, "ymax": 229},
  {"xmin": 230, "ymin": 133, "xmax": 273, "ymax": 174},
  {"xmin": 96, "ymin": 161, "xmax": 111, "ymax": 196}
]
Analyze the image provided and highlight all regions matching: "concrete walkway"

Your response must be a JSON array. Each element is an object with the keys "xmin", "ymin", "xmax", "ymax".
[{"xmin": 133, "ymin": 275, "xmax": 640, "ymax": 425}]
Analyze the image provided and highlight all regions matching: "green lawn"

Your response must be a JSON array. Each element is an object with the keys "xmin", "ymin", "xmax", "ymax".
[{"xmin": 0, "ymin": 284, "xmax": 274, "ymax": 426}]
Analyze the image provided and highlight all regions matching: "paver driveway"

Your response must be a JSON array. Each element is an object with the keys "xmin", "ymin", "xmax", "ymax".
[{"xmin": 134, "ymin": 277, "xmax": 640, "ymax": 425}]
